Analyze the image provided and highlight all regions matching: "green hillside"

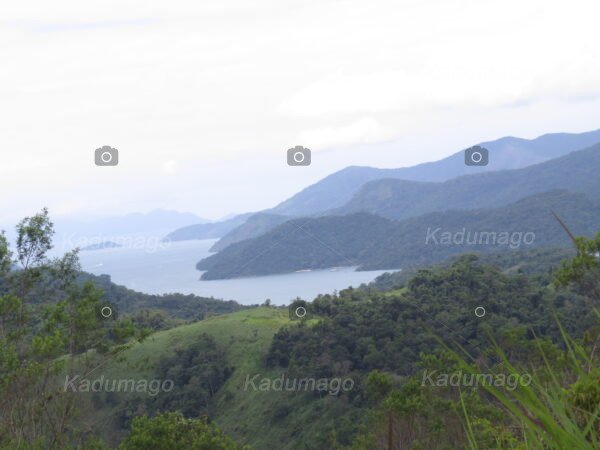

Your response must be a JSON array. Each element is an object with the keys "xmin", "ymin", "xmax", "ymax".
[
  {"xmin": 3, "ymin": 209, "xmax": 599, "ymax": 449},
  {"xmin": 95, "ymin": 254, "xmax": 598, "ymax": 449},
  {"xmin": 78, "ymin": 307, "xmax": 364, "ymax": 449},
  {"xmin": 77, "ymin": 241, "xmax": 596, "ymax": 449},
  {"xmin": 75, "ymin": 308, "xmax": 289, "ymax": 447},
  {"xmin": 82, "ymin": 272, "xmax": 249, "ymax": 320}
]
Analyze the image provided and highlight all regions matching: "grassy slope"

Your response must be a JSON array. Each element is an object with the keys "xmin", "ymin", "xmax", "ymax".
[
  {"xmin": 80, "ymin": 307, "xmax": 352, "ymax": 449},
  {"xmin": 207, "ymin": 311, "xmax": 364, "ymax": 450}
]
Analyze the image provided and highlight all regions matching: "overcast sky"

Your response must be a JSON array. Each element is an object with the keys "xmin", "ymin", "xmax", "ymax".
[{"xmin": 2, "ymin": 0, "xmax": 600, "ymax": 224}]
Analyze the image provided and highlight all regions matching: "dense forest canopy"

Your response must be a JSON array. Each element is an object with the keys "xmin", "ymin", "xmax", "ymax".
[{"xmin": 1, "ymin": 210, "xmax": 598, "ymax": 449}]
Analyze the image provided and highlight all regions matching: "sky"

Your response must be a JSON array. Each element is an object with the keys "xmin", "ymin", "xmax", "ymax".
[{"xmin": 1, "ymin": 0, "xmax": 600, "ymax": 225}]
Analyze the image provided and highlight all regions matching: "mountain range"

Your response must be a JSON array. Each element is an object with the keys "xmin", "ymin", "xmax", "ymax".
[
  {"xmin": 196, "ymin": 140, "xmax": 600, "ymax": 279},
  {"xmin": 166, "ymin": 129, "xmax": 600, "ymax": 246},
  {"xmin": 162, "ymin": 213, "xmax": 253, "ymax": 242},
  {"xmin": 267, "ymin": 129, "xmax": 600, "ymax": 216},
  {"xmin": 197, "ymin": 190, "xmax": 600, "ymax": 279},
  {"xmin": 334, "ymin": 142, "xmax": 600, "ymax": 220}
]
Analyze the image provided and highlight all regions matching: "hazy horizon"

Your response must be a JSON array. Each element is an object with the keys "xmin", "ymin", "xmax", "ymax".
[
  {"xmin": 2, "ymin": 126, "xmax": 600, "ymax": 227},
  {"xmin": 3, "ymin": 0, "xmax": 600, "ymax": 223}
]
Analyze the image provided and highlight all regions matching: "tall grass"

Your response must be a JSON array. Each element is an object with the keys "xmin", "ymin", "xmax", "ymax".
[{"xmin": 449, "ymin": 307, "xmax": 599, "ymax": 449}]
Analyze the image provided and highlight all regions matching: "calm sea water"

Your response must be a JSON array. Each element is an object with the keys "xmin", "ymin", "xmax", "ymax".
[{"xmin": 78, "ymin": 239, "xmax": 393, "ymax": 305}]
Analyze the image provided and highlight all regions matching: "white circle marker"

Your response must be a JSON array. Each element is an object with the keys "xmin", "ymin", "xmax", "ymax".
[
  {"xmin": 295, "ymin": 306, "xmax": 307, "ymax": 318},
  {"xmin": 470, "ymin": 151, "xmax": 483, "ymax": 163},
  {"xmin": 101, "ymin": 306, "xmax": 113, "ymax": 318},
  {"xmin": 474, "ymin": 306, "xmax": 486, "ymax": 318},
  {"xmin": 101, "ymin": 151, "xmax": 113, "ymax": 163},
  {"xmin": 293, "ymin": 152, "xmax": 305, "ymax": 163}
]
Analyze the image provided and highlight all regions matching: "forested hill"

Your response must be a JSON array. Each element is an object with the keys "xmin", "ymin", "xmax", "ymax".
[
  {"xmin": 197, "ymin": 213, "xmax": 393, "ymax": 279},
  {"xmin": 258, "ymin": 253, "xmax": 598, "ymax": 448},
  {"xmin": 66, "ymin": 252, "xmax": 599, "ymax": 449},
  {"xmin": 333, "ymin": 142, "xmax": 600, "ymax": 220},
  {"xmin": 197, "ymin": 190, "xmax": 600, "ymax": 279},
  {"xmin": 80, "ymin": 272, "xmax": 250, "ymax": 320},
  {"xmin": 209, "ymin": 212, "xmax": 291, "ymax": 252},
  {"xmin": 2, "ymin": 208, "xmax": 598, "ymax": 449}
]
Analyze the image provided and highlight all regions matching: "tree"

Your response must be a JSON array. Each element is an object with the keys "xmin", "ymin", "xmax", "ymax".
[
  {"xmin": 0, "ymin": 231, "xmax": 11, "ymax": 275},
  {"xmin": 15, "ymin": 207, "xmax": 54, "ymax": 271},
  {"xmin": 555, "ymin": 232, "xmax": 600, "ymax": 302},
  {"xmin": 0, "ymin": 209, "xmax": 142, "ymax": 448},
  {"xmin": 119, "ymin": 412, "xmax": 245, "ymax": 450}
]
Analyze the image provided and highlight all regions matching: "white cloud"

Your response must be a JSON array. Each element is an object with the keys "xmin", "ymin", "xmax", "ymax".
[
  {"xmin": 1, "ymin": 0, "xmax": 600, "ymax": 219},
  {"xmin": 162, "ymin": 160, "xmax": 179, "ymax": 175},
  {"xmin": 299, "ymin": 118, "xmax": 393, "ymax": 149}
]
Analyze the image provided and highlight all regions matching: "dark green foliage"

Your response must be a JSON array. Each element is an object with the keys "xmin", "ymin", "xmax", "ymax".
[
  {"xmin": 119, "ymin": 412, "xmax": 245, "ymax": 450},
  {"xmin": 0, "ymin": 209, "xmax": 250, "ymax": 449},
  {"xmin": 15, "ymin": 207, "xmax": 54, "ymax": 270},
  {"xmin": 367, "ymin": 246, "xmax": 575, "ymax": 292},
  {"xmin": 116, "ymin": 334, "xmax": 233, "ymax": 435},
  {"xmin": 567, "ymin": 369, "xmax": 600, "ymax": 436},
  {"xmin": 146, "ymin": 333, "xmax": 233, "ymax": 418},
  {"xmin": 365, "ymin": 269, "xmax": 417, "ymax": 292},
  {"xmin": 198, "ymin": 213, "xmax": 391, "ymax": 279},
  {"xmin": 358, "ymin": 190, "xmax": 597, "ymax": 270},
  {"xmin": 267, "ymin": 255, "xmax": 593, "ymax": 378},
  {"xmin": 2, "ymin": 207, "xmax": 597, "ymax": 448},
  {"xmin": 82, "ymin": 272, "xmax": 249, "ymax": 320},
  {"xmin": 128, "ymin": 309, "xmax": 172, "ymax": 331},
  {"xmin": 364, "ymin": 370, "xmax": 394, "ymax": 403},
  {"xmin": 0, "ymin": 210, "xmax": 134, "ymax": 448},
  {"xmin": 348, "ymin": 232, "xmax": 600, "ymax": 448},
  {"xmin": 0, "ymin": 231, "xmax": 11, "ymax": 275},
  {"xmin": 555, "ymin": 232, "xmax": 600, "ymax": 301}
]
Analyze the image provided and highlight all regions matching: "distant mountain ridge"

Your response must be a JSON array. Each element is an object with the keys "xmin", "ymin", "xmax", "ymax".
[
  {"xmin": 196, "ymin": 142, "xmax": 600, "ymax": 279},
  {"xmin": 334, "ymin": 143, "xmax": 600, "ymax": 220},
  {"xmin": 46, "ymin": 209, "xmax": 208, "ymax": 254},
  {"xmin": 165, "ymin": 129, "xmax": 600, "ymax": 247},
  {"xmin": 197, "ymin": 190, "xmax": 600, "ymax": 279},
  {"xmin": 162, "ymin": 213, "xmax": 253, "ymax": 242},
  {"xmin": 268, "ymin": 129, "xmax": 600, "ymax": 217},
  {"xmin": 199, "ymin": 129, "xmax": 600, "ymax": 250}
]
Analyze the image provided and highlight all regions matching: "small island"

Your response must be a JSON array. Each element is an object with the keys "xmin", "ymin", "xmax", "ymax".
[{"xmin": 80, "ymin": 241, "xmax": 123, "ymax": 251}]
